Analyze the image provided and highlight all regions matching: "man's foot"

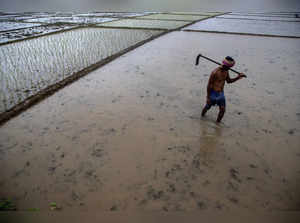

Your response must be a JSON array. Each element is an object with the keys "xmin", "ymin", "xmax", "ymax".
[
  {"xmin": 216, "ymin": 106, "xmax": 225, "ymax": 122},
  {"xmin": 201, "ymin": 107, "xmax": 208, "ymax": 117}
]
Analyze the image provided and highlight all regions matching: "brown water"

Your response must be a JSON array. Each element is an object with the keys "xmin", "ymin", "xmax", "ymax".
[
  {"xmin": 183, "ymin": 17, "xmax": 300, "ymax": 37},
  {"xmin": 0, "ymin": 27, "xmax": 163, "ymax": 113},
  {"xmin": 0, "ymin": 31, "xmax": 299, "ymax": 212}
]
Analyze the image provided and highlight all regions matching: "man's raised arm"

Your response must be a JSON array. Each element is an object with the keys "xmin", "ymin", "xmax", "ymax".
[{"xmin": 226, "ymin": 73, "xmax": 246, "ymax": 84}]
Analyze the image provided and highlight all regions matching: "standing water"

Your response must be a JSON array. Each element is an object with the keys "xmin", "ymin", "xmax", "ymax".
[{"xmin": 0, "ymin": 27, "xmax": 163, "ymax": 113}]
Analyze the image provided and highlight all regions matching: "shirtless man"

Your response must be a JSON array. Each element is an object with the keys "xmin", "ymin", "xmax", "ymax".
[{"xmin": 201, "ymin": 56, "xmax": 246, "ymax": 123}]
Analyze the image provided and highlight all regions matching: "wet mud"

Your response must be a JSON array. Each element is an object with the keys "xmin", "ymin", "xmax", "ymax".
[
  {"xmin": 139, "ymin": 13, "xmax": 211, "ymax": 21},
  {"xmin": 0, "ymin": 30, "xmax": 299, "ymax": 211},
  {"xmin": 0, "ymin": 12, "xmax": 154, "ymax": 45},
  {"xmin": 0, "ymin": 24, "xmax": 78, "ymax": 45},
  {"xmin": 183, "ymin": 16, "xmax": 300, "ymax": 37},
  {"xmin": 99, "ymin": 19, "xmax": 190, "ymax": 30},
  {"xmin": 22, "ymin": 17, "xmax": 117, "ymax": 25},
  {"xmin": 1, "ymin": 12, "xmax": 211, "ymax": 119},
  {"xmin": 0, "ymin": 27, "xmax": 163, "ymax": 114},
  {"xmin": 0, "ymin": 22, "xmax": 42, "ymax": 32}
]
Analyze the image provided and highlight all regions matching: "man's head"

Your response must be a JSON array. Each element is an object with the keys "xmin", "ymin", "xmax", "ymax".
[{"xmin": 222, "ymin": 56, "xmax": 235, "ymax": 70}]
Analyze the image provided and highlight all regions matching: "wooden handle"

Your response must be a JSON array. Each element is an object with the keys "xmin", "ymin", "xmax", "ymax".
[{"xmin": 196, "ymin": 54, "xmax": 246, "ymax": 77}]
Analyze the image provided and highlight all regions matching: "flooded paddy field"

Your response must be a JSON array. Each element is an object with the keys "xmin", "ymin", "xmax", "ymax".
[
  {"xmin": 0, "ymin": 12, "xmax": 155, "ymax": 45},
  {"xmin": 136, "ymin": 13, "xmax": 211, "ymax": 21},
  {"xmin": 167, "ymin": 12, "xmax": 224, "ymax": 16},
  {"xmin": 218, "ymin": 14, "xmax": 300, "ymax": 22},
  {"xmin": 0, "ymin": 24, "xmax": 78, "ymax": 44},
  {"xmin": 0, "ymin": 13, "xmax": 52, "ymax": 22},
  {"xmin": 183, "ymin": 16, "xmax": 300, "ymax": 37},
  {"xmin": 0, "ymin": 22, "xmax": 42, "ymax": 32},
  {"xmin": 0, "ymin": 27, "xmax": 163, "ymax": 113},
  {"xmin": 76, "ymin": 12, "xmax": 151, "ymax": 18},
  {"xmin": 0, "ymin": 11, "xmax": 299, "ymax": 213},
  {"xmin": 230, "ymin": 12, "xmax": 300, "ymax": 18},
  {"xmin": 98, "ymin": 19, "xmax": 191, "ymax": 30},
  {"xmin": 22, "ymin": 16, "xmax": 117, "ymax": 25},
  {"xmin": 0, "ymin": 12, "xmax": 215, "ymax": 119}
]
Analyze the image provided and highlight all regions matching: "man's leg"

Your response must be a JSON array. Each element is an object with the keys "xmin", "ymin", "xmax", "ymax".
[
  {"xmin": 216, "ymin": 106, "xmax": 225, "ymax": 123},
  {"xmin": 201, "ymin": 103, "xmax": 211, "ymax": 117}
]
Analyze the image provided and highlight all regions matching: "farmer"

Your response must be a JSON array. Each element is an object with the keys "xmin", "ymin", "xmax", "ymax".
[{"xmin": 201, "ymin": 56, "xmax": 246, "ymax": 123}]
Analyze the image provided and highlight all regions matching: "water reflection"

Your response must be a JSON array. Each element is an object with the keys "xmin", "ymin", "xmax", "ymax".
[
  {"xmin": 140, "ymin": 13, "xmax": 210, "ymax": 21},
  {"xmin": 0, "ymin": 21, "xmax": 41, "ymax": 32},
  {"xmin": 184, "ymin": 17, "xmax": 300, "ymax": 37},
  {"xmin": 99, "ymin": 19, "xmax": 190, "ymax": 30},
  {"xmin": 199, "ymin": 120, "xmax": 223, "ymax": 167},
  {"xmin": 0, "ymin": 24, "xmax": 77, "ymax": 44}
]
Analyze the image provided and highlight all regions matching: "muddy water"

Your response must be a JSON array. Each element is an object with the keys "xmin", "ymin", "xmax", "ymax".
[
  {"xmin": 139, "ymin": 13, "xmax": 210, "ymax": 21},
  {"xmin": 99, "ymin": 19, "xmax": 191, "ymax": 30},
  {"xmin": 217, "ymin": 14, "xmax": 300, "ymax": 22},
  {"xmin": 0, "ymin": 27, "xmax": 162, "ymax": 113},
  {"xmin": 183, "ymin": 17, "xmax": 300, "ymax": 37},
  {"xmin": 76, "ymin": 12, "xmax": 149, "ymax": 18},
  {"xmin": 230, "ymin": 12, "xmax": 300, "ymax": 18},
  {"xmin": 23, "ymin": 16, "xmax": 117, "ymax": 24},
  {"xmin": 0, "ymin": 24, "xmax": 77, "ymax": 44},
  {"xmin": 0, "ymin": 22, "xmax": 42, "ymax": 32},
  {"xmin": 0, "ymin": 12, "xmax": 154, "ymax": 44},
  {"xmin": 0, "ymin": 31, "xmax": 300, "ymax": 212}
]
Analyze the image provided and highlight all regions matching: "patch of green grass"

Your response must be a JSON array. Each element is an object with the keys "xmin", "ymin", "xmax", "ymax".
[
  {"xmin": 27, "ymin": 208, "xmax": 40, "ymax": 211},
  {"xmin": 49, "ymin": 202, "xmax": 57, "ymax": 207},
  {"xmin": 49, "ymin": 202, "xmax": 62, "ymax": 211},
  {"xmin": 0, "ymin": 198, "xmax": 17, "ymax": 211}
]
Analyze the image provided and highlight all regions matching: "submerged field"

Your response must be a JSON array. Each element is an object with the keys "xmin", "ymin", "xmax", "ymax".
[
  {"xmin": 0, "ymin": 12, "xmax": 217, "ymax": 117},
  {"xmin": 0, "ymin": 11, "xmax": 300, "ymax": 213}
]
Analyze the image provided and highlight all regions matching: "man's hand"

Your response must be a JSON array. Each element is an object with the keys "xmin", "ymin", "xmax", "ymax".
[{"xmin": 238, "ymin": 73, "xmax": 247, "ymax": 79}]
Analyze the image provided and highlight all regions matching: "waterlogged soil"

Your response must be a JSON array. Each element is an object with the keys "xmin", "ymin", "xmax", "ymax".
[
  {"xmin": 230, "ymin": 12, "xmax": 300, "ymax": 18},
  {"xmin": 0, "ymin": 22, "xmax": 42, "ymax": 32},
  {"xmin": 0, "ymin": 13, "xmax": 51, "ymax": 22},
  {"xmin": 0, "ymin": 12, "xmax": 153, "ymax": 44},
  {"xmin": 139, "ymin": 13, "xmax": 210, "ymax": 21},
  {"xmin": 0, "ymin": 24, "xmax": 78, "ymax": 44},
  {"xmin": 184, "ymin": 17, "xmax": 300, "ymax": 37},
  {"xmin": 23, "ymin": 17, "xmax": 117, "ymax": 25},
  {"xmin": 168, "ymin": 12, "xmax": 223, "ymax": 16},
  {"xmin": 99, "ymin": 19, "xmax": 190, "ymax": 30},
  {"xmin": 0, "ymin": 31, "xmax": 300, "ymax": 212},
  {"xmin": 217, "ymin": 14, "xmax": 300, "ymax": 22},
  {"xmin": 76, "ymin": 12, "xmax": 150, "ymax": 18},
  {"xmin": 0, "ymin": 27, "xmax": 163, "ymax": 113}
]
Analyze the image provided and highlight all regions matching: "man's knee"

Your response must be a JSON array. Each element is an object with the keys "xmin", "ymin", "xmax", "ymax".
[
  {"xmin": 204, "ymin": 103, "xmax": 212, "ymax": 110},
  {"xmin": 219, "ymin": 106, "xmax": 226, "ymax": 113}
]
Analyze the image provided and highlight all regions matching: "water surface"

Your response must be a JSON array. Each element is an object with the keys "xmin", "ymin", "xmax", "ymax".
[
  {"xmin": 0, "ymin": 27, "xmax": 163, "ymax": 112},
  {"xmin": 139, "ymin": 13, "xmax": 210, "ymax": 21},
  {"xmin": 0, "ymin": 24, "xmax": 77, "ymax": 44},
  {"xmin": 0, "ymin": 31, "xmax": 299, "ymax": 212},
  {"xmin": 0, "ymin": 22, "xmax": 42, "ymax": 32},
  {"xmin": 183, "ymin": 17, "xmax": 300, "ymax": 37},
  {"xmin": 99, "ymin": 19, "xmax": 190, "ymax": 30}
]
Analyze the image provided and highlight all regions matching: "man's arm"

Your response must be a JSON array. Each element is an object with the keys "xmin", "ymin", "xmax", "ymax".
[{"xmin": 226, "ymin": 73, "xmax": 246, "ymax": 84}]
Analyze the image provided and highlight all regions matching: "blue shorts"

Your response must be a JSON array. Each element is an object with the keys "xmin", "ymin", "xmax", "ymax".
[{"xmin": 205, "ymin": 90, "xmax": 226, "ymax": 108}]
